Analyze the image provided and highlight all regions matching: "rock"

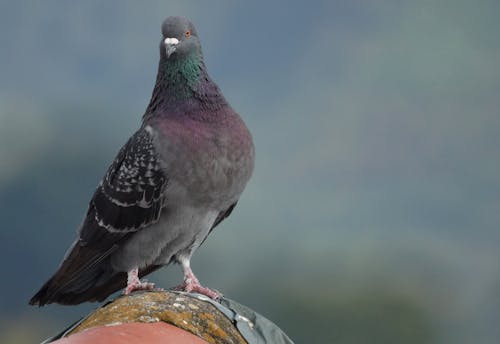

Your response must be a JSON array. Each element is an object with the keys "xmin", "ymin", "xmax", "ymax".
[{"xmin": 56, "ymin": 291, "xmax": 247, "ymax": 344}]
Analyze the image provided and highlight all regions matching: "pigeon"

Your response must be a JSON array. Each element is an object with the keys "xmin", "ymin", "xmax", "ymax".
[{"xmin": 29, "ymin": 16, "xmax": 254, "ymax": 306}]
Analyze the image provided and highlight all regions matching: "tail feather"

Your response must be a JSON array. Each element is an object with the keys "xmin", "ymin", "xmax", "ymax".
[
  {"xmin": 29, "ymin": 242, "xmax": 162, "ymax": 306},
  {"xmin": 29, "ymin": 243, "xmax": 120, "ymax": 306}
]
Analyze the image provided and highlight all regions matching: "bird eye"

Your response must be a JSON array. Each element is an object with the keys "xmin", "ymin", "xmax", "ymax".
[{"xmin": 185, "ymin": 30, "xmax": 191, "ymax": 38}]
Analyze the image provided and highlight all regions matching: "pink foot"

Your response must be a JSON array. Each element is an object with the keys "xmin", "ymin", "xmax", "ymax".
[
  {"xmin": 174, "ymin": 280, "xmax": 221, "ymax": 299},
  {"xmin": 174, "ymin": 265, "xmax": 221, "ymax": 299},
  {"xmin": 123, "ymin": 268, "xmax": 163, "ymax": 295},
  {"xmin": 124, "ymin": 280, "xmax": 157, "ymax": 295}
]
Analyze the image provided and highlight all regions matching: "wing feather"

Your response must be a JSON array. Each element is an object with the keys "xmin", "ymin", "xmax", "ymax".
[{"xmin": 30, "ymin": 127, "xmax": 168, "ymax": 305}]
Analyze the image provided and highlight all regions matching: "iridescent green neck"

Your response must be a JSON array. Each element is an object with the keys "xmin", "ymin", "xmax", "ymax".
[
  {"xmin": 144, "ymin": 52, "xmax": 217, "ymax": 119},
  {"xmin": 161, "ymin": 53, "xmax": 203, "ymax": 96}
]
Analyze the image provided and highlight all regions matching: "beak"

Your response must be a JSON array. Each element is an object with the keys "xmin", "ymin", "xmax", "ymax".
[{"xmin": 164, "ymin": 37, "xmax": 179, "ymax": 58}]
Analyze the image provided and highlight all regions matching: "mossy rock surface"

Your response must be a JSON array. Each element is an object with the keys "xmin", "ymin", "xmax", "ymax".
[{"xmin": 69, "ymin": 291, "xmax": 247, "ymax": 344}]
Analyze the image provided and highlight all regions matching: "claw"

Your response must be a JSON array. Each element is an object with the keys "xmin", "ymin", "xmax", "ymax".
[
  {"xmin": 174, "ymin": 259, "xmax": 221, "ymax": 299},
  {"xmin": 124, "ymin": 268, "xmax": 161, "ymax": 295}
]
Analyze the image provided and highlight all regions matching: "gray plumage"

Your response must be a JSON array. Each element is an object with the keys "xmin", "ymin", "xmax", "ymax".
[{"xmin": 30, "ymin": 16, "xmax": 254, "ymax": 306}]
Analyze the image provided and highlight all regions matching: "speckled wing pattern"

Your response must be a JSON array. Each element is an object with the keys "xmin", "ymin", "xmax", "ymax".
[
  {"xmin": 79, "ymin": 127, "xmax": 167, "ymax": 246},
  {"xmin": 29, "ymin": 127, "xmax": 168, "ymax": 305}
]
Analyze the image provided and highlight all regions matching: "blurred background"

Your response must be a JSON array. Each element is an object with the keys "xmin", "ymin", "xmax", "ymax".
[{"xmin": 1, "ymin": 1, "xmax": 499, "ymax": 343}]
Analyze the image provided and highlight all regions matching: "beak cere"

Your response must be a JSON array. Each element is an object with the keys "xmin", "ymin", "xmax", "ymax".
[{"xmin": 164, "ymin": 37, "xmax": 179, "ymax": 57}]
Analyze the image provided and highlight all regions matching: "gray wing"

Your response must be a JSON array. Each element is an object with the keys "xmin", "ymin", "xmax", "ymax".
[
  {"xmin": 29, "ymin": 127, "xmax": 168, "ymax": 305},
  {"xmin": 80, "ymin": 127, "xmax": 167, "ymax": 247},
  {"xmin": 211, "ymin": 202, "xmax": 237, "ymax": 230}
]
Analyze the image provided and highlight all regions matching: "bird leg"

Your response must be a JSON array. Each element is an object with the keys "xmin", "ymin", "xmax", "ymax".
[
  {"xmin": 174, "ymin": 259, "xmax": 221, "ymax": 299},
  {"xmin": 124, "ymin": 267, "xmax": 158, "ymax": 295}
]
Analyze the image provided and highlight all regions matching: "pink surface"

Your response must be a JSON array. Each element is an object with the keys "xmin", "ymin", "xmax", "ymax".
[{"xmin": 54, "ymin": 322, "xmax": 209, "ymax": 344}]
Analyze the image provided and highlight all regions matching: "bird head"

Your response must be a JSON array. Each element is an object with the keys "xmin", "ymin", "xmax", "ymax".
[{"xmin": 160, "ymin": 16, "xmax": 202, "ymax": 59}]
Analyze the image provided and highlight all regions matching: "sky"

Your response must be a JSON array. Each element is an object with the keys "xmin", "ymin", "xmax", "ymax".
[{"xmin": 1, "ymin": 1, "xmax": 499, "ymax": 343}]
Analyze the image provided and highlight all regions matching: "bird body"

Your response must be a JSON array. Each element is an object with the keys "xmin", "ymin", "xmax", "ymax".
[
  {"xmin": 30, "ymin": 16, "xmax": 254, "ymax": 306},
  {"xmin": 112, "ymin": 111, "xmax": 254, "ymax": 273}
]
